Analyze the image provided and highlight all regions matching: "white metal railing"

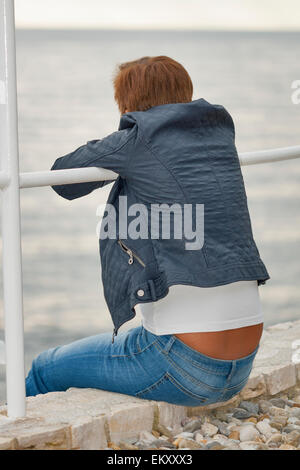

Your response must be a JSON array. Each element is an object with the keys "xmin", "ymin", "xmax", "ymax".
[{"xmin": 1, "ymin": 0, "xmax": 300, "ymax": 419}]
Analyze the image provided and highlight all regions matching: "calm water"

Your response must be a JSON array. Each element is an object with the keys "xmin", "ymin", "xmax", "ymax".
[{"xmin": 0, "ymin": 29, "xmax": 300, "ymax": 403}]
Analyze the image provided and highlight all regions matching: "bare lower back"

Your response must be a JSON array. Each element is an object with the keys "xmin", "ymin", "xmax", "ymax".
[{"xmin": 174, "ymin": 323, "xmax": 263, "ymax": 360}]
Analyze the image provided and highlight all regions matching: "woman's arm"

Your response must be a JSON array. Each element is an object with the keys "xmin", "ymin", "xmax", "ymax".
[{"xmin": 50, "ymin": 127, "xmax": 136, "ymax": 200}]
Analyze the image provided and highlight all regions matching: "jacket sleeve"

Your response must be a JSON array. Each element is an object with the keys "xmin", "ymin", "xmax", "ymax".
[{"xmin": 50, "ymin": 126, "xmax": 136, "ymax": 200}]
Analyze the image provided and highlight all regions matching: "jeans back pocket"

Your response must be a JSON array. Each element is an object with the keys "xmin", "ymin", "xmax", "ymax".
[{"xmin": 135, "ymin": 372, "xmax": 209, "ymax": 407}]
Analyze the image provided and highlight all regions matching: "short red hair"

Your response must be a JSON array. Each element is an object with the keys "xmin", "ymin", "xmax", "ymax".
[{"xmin": 112, "ymin": 56, "xmax": 193, "ymax": 115}]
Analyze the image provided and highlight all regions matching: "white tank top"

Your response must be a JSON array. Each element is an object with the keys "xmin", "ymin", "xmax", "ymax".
[{"xmin": 135, "ymin": 280, "xmax": 263, "ymax": 335}]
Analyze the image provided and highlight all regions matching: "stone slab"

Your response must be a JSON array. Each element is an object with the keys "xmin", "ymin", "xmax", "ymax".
[{"xmin": 0, "ymin": 320, "xmax": 300, "ymax": 449}]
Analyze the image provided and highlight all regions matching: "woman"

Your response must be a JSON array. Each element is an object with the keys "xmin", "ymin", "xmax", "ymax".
[{"xmin": 26, "ymin": 56, "xmax": 270, "ymax": 407}]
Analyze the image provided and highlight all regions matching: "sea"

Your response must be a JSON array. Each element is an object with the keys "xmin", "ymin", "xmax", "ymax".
[{"xmin": 0, "ymin": 29, "xmax": 299, "ymax": 403}]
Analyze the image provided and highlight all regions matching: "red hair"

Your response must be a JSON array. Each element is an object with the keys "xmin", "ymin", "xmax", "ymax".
[{"xmin": 112, "ymin": 56, "xmax": 193, "ymax": 115}]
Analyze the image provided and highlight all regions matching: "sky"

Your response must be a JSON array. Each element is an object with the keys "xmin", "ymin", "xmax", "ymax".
[{"xmin": 14, "ymin": 0, "xmax": 300, "ymax": 31}]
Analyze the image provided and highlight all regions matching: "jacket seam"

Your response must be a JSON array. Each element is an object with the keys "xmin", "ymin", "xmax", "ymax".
[
  {"xmin": 139, "ymin": 132, "xmax": 189, "ymax": 204},
  {"xmin": 81, "ymin": 129, "xmax": 136, "ymax": 170}
]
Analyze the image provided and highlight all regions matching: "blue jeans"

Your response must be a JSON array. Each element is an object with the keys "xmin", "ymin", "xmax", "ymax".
[{"xmin": 26, "ymin": 325, "xmax": 259, "ymax": 407}]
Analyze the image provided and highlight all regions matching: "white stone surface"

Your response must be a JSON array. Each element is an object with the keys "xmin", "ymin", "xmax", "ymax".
[
  {"xmin": 71, "ymin": 416, "xmax": 107, "ymax": 450},
  {"xmin": 1, "ymin": 320, "xmax": 300, "ymax": 449},
  {"xmin": 156, "ymin": 401, "xmax": 187, "ymax": 428}
]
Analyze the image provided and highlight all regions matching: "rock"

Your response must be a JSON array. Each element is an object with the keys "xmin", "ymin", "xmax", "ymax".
[
  {"xmin": 269, "ymin": 421, "xmax": 284, "ymax": 431},
  {"xmin": 257, "ymin": 413, "xmax": 270, "ymax": 422},
  {"xmin": 232, "ymin": 408, "xmax": 253, "ymax": 419},
  {"xmin": 289, "ymin": 408, "xmax": 300, "ymax": 419},
  {"xmin": 118, "ymin": 441, "xmax": 139, "ymax": 450},
  {"xmin": 256, "ymin": 419, "xmax": 274, "ymax": 438},
  {"xmin": 239, "ymin": 401, "xmax": 259, "ymax": 415},
  {"xmin": 228, "ymin": 430, "xmax": 240, "ymax": 440},
  {"xmin": 183, "ymin": 419, "xmax": 202, "ymax": 433},
  {"xmin": 269, "ymin": 398, "xmax": 288, "ymax": 409},
  {"xmin": 224, "ymin": 440, "xmax": 241, "ymax": 450},
  {"xmin": 239, "ymin": 440, "xmax": 268, "ymax": 450},
  {"xmin": 288, "ymin": 416, "xmax": 300, "ymax": 425},
  {"xmin": 229, "ymin": 416, "xmax": 243, "ymax": 425},
  {"xmin": 283, "ymin": 431, "xmax": 300, "ymax": 447},
  {"xmin": 259, "ymin": 400, "xmax": 272, "ymax": 414},
  {"xmin": 210, "ymin": 418, "xmax": 230, "ymax": 436},
  {"xmin": 214, "ymin": 410, "xmax": 229, "ymax": 422},
  {"xmin": 269, "ymin": 415, "xmax": 287, "ymax": 427},
  {"xmin": 139, "ymin": 430, "xmax": 157, "ymax": 444},
  {"xmin": 108, "ymin": 442, "xmax": 121, "ymax": 450},
  {"xmin": 194, "ymin": 432, "xmax": 205, "ymax": 444},
  {"xmin": 293, "ymin": 395, "xmax": 300, "ymax": 404},
  {"xmin": 282, "ymin": 424, "xmax": 300, "ymax": 433},
  {"xmin": 174, "ymin": 432, "xmax": 194, "ymax": 440},
  {"xmin": 205, "ymin": 441, "xmax": 225, "ymax": 450},
  {"xmin": 212, "ymin": 434, "xmax": 229, "ymax": 444},
  {"xmin": 266, "ymin": 433, "xmax": 282, "ymax": 445},
  {"xmin": 151, "ymin": 439, "xmax": 176, "ymax": 449},
  {"xmin": 239, "ymin": 425, "xmax": 260, "ymax": 442},
  {"xmin": 201, "ymin": 422, "xmax": 218, "ymax": 437},
  {"xmin": 245, "ymin": 417, "xmax": 258, "ymax": 424},
  {"xmin": 278, "ymin": 444, "xmax": 297, "ymax": 450},
  {"xmin": 155, "ymin": 423, "xmax": 174, "ymax": 439},
  {"xmin": 269, "ymin": 406, "xmax": 289, "ymax": 419},
  {"xmin": 178, "ymin": 438, "xmax": 203, "ymax": 450}
]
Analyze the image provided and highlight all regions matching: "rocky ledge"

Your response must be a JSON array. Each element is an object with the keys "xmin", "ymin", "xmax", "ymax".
[{"xmin": 0, "ymin": 319, "xmax": 300, "ymax": 450}]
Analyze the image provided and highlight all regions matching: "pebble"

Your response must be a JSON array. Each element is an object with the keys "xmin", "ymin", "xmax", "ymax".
[
  {"xmin": 269, "ymin": 406, "xmax": 289, "ymax": 419},
  {"xmin": 177, "ymin": 438, "xmax": 203, "ymax": 450},
  {"xmin": 183, "ymin": 419, "xmax": 202, "ymax": 433},
  {"xmin": 117, "ymin": 390, "xmax": 300, "ymax": 451},
  {"xmin": 278, "ymin": 444, "xmax": 298, "ymax": 450},
  {"xmin": 210, "ymin": 418, "xmax": 230, "ymax": 436},
  {"xmin": 282, "ymin": 424, "xmax": 300, "ymax": 433},
  {"xmin": 269, "ymin": 398, "xmax": 288, "ymax": 409},
  {"xmin": 232, "ymin": 408, "xmax": 253, "ymax": 419},
  {"xmin": 239, "ymin": 400, "xmax": 259, "ymax": 416},
  {"xmin": 174, "ymin": 431, "xmax": 194, "ymax": 439},
  {"xmin": 205, "ymin": 441, "xmax": 225, "ymax": 450},
  {"xmin": 239, "ymin": 424, "xmax": 260, "ymax": 442},
  {"xmin": 239, "ymin": 441, "xmax": 268, "ymax": 450},
  {"xmin": 201, "ymin": 422, "xmax": 218, "ymax": 437},
  {"xmin": 283, "ymin": 430, "xmax": 300, "ymax": 447},
  {"xmin": 256, "ymin": 419, "xmax": 274, "ymax": 438},
  {"xmin": 194, "ymin": 432, "xmax": 205, "ymax": 444},
  {"xmin": 266, "ymin": 433, "xmax": 282, "ymax": 445},
  {"xmin": 289, "ymin": 407, "xmax": 300, "ymax": 419},
  {"xmin": 228, "ymin": 430, "xmax": 240, "ymax": 440},
  {"xmin": 259, "ymin": 400, "xmax": 272, "ymax": 414}
]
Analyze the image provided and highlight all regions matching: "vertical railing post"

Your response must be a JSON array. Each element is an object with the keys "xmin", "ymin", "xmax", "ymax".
[{"xmin": 0, "ymin": 0, "xmax": 26, "ymax": 417}]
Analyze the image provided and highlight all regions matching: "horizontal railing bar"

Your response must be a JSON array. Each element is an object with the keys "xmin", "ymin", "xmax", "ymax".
[
  {"xmin": 19, "ymin": 167, "xmax": 118, "ymax": 189},
  {"xmin": 239, "ymin": 144, "xmax": 300, "ymax": 166},
  {"xmin": 1, "ymin": 144, "xmax": 300, "ymax": 191}
]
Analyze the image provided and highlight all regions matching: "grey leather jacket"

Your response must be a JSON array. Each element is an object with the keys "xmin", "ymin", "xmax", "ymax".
[{"xmin": 51, "ymin": 98, "xmax": 270, "ymax": 342}]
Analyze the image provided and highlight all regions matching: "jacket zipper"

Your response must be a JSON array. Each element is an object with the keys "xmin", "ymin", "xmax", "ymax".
[{"xmin": 117, "ymin": 239, "xmax": 146, "ymax": 267}]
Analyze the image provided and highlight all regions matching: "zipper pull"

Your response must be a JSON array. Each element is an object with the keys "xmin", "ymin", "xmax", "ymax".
[
  {"xmin": 127, "ymin": 250, "xmax": 134, "ymax": 265},
  {"xmin": 112, "ymin": 329, "xmax": 117, "ymax": 344}
]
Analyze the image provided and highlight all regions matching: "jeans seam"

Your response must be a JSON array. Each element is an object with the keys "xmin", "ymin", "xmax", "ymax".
[
  {"xmin": 155, "ymin": 340, "xmax": 228, "ymax": 376},
  {"xmin": 135, "ymin": 371, "xmax": 208, "ymax": 402},
  {"xmin": 110, "ymin": 339, "xmax": 158, "ymax": 358},
  {"xmin": 135, "ymin": 372, "xmax": 167, "ymax": 396},
  {"xmin": 166, "ymin": 372, "xmax": 208, "ymax": 402},
  {"xmin": 153, "ymin": 342, "xmax": 226, "ymax": 392}
]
